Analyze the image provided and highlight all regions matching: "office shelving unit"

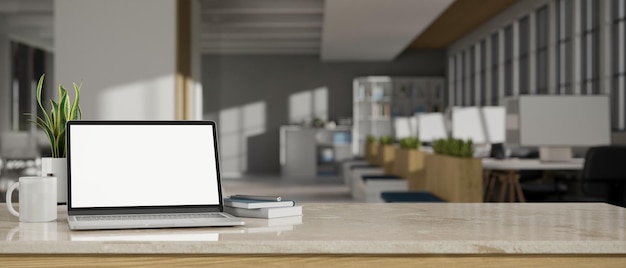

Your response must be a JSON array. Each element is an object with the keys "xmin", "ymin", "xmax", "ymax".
[{"xmin": 352, "ymin": 76, "xmax": 445, "ymax": 156}]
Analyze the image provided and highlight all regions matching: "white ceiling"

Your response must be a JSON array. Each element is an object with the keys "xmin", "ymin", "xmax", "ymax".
[
  {"xmin": 321, "ymin": 0, "xmax": 454, "ymax": 61},
  {"xmin": 0, "ymin": 0, "xmax": 454, "ymax": 61},
  {"xmin": 0, "ymin": 0, "xmax": 53, "ymax": 52},
  {"xmin": 200, "ymin": 0, "xmax": 324, "ymax": 55}
]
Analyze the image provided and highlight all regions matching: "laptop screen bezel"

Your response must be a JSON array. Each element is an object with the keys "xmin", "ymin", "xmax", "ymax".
[{"xmin": 66, "ymin": 120, "xmax": 224, "ymax": 216}]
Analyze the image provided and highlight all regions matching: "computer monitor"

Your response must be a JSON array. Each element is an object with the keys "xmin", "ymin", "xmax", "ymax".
[
  {"xmin": 393, "ymin": 116, "xmax": 419, "ymax": 140},
  {"xmin": 505, "ymin": 95, "xmax": 611, "ymax": 162},
  {"xmin": 452, "ymin": 107, "xmax": 485, "ymax": 143},
  {"xmin": 482, "ymin": 106, "xmax": 505, "ymax": 143},
  {"xmin": 393, "ymin": 117, "xmax": 412, "ymax": 140},
  {"xmin": 452, "ymin": 106, "xmax": 505, "ymax": 144},
  {"xmin": 417, "ymin": 112, "xmax": 448, "ymax": 142}
]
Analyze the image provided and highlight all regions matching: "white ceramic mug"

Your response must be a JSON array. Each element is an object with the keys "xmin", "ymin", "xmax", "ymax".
[{"xmin": 6, "ymin": 176, "xmax": 57, "ymax": 222}]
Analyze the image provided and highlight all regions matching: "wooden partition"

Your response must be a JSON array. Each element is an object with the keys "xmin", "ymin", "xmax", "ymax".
[
  {"xmin": 393, "ymin": 148, "xmax": 426, "ymax": 190},
  {"xmin": 365, "ymin": 143, "xmax": 379, "ymax": 165},
  {"xmin": 424, "ymin": 154, "xmax": 483, "ymax": 202},
  {"xmin": 377, "ymin": 144, "xmax": 396, "ymax": 174}
]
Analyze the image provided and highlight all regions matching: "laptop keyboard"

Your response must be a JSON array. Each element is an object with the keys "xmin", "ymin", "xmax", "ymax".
[{"xmin": 75, "ymin": 213, "xmax": 227, "ymax": 222}]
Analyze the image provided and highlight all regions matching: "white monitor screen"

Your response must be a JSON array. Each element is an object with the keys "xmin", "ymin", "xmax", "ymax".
[
  {"xmin": 507, "ymin": 96, "xmax": 611, "ymax": 146},
  {"xmin": 452, "ymin": 107, "xmax": 486, "ymax": 143},
  {"xmin": 452, "ymin": 106, "xmax": 505, "ymax": 144},
  {"xmin": 68, "ymin": 123, "xmax": 221, "ymax": 208},
  {"xmin": 417, "ymin": 113, "xmax": 448, "ymax": 142},
  {"xmin": 482, "ymin": 106, "xmax": 505, "ymax": 143},
  {"xmin": 394, "ymin": 117, "xmax": 412, "ymax": 140},
  {"xmin": 409, "ymin": 116, "xmax": 418, "ymax": 137}
]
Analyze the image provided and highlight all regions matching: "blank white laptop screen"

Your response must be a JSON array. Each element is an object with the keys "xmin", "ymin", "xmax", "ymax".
[{"xmin": 69, "ymin": 124, "xmax": 220, "ymax": 208}]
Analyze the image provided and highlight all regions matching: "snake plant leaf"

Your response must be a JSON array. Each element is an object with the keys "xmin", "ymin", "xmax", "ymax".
[
  {"xmin": 35, "ymin": 74, "xmax": 52, "ymax": 128},
  {"xmin": 58, "ymin": 128, "xmax": 66, "ymax": 158},
  {"xmin": 25, "ymin": 114, "xmax": 54, "ymax": 140},
  {"xmin": 27, "ymin": 74, "xmax": 82, "ymax": 158},
  {"xmin": 26, "ymin": 115, "xmax": 55, "ymax": 154},
  {"xmin": 58, "ymin": 87, "xmax": 68, "ymax": 134},
  {"xmin": 70, "ymin": 82, "xmax": 81, "ymax": 120},
  {"xmin": 49, "ymin": 99, "xmax": 58, "ymax": 131}
]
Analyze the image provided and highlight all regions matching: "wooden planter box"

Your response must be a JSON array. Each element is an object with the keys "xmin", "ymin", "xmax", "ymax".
[
  {"xmin": 393, "ymin": 148, "xmax": 426, "ymax": 190},
  {"xmin": 377, "ymin": 144, "xmax": 396, "ymax": 174},
  {"xmin": 424, "ymin": 154, "xmax": 483, "ymax": 202},
  {"xmin": 365, "ymin": 143, "xmax": 379, "ymax": 165}
]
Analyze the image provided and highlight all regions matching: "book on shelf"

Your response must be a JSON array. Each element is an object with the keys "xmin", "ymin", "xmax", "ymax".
[
  {"xmin": 224, "ymin": 205, "xmax": 302, "ymax": 219},
  {"xmin": 223, "ymin": 198, "xmax": 296, "ymax": 209}
]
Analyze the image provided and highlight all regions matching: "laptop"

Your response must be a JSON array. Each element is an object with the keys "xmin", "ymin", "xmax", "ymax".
[{"xmin": 66, "ymin": 120, "xmax": 244, "ymax": 230}]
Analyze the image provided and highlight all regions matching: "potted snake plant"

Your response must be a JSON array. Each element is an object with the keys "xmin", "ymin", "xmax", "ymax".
[
  {"xmin": 424, "ymin": 138, "xmax": 482, "ymax": 202},
  {"xmin": 393, "ymin": 137, "xmax": 426, "ymax": 190},
  {"xmin": 365, "ymin": 135, "xmax": 378, "ymax": 165},
  {"xmin": 26, "ymin": 74, "xmax": 82, "ymax": 204},
  {"xmin": 377, "ymin": 136, "xmax": 396, "ymax": 174}
]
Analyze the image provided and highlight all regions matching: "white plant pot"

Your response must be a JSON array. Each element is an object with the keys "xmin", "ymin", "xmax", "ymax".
[{"xmin": 41, "ymin": 157, "xmax": 67, "ymax": 204}]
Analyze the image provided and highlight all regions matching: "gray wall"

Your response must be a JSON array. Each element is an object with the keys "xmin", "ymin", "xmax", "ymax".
[
  {"xmin": 203, "ymin": 50, "xmax": 446, "ymax": 175},
  {"xmin": 55, "ymin": 0, "xmax": 176, "ymax": 120},
  {"xmin": 0, "ymin": 17, "xmax": 10, "ymax": 139}
]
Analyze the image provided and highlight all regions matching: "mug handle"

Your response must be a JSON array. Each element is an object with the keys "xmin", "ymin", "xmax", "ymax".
[{"xmin": 6, "ymin": 182, "xmax": 20, "ymax": 217}]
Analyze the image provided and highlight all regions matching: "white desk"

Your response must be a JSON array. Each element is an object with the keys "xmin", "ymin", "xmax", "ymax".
[
  {"xmin": 482, "ymin": 158, "xmax": 584, "ymax": 170},
  {"xmin": 1, "ymin": 203, "xmax": 626, "ymax": 267},
  {"xmin": 481, "ymin": 158, "xmax": 584, "ymax": 202}
]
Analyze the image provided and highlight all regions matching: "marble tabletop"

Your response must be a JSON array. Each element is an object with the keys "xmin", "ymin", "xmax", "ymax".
[{"xmin": 1, "ymin": 203, "xmax": 625, "ymax": 255}]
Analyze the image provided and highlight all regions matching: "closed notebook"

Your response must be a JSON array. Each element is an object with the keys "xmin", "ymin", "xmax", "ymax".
[
  {"xmin": 224, "ymin": 206, "xmax": 302, "ymax": 219},
  {"xmin": 223, "ymin": 198, "xmax": 295, "ymax": 209},
  {"xmin": 245, "ymin": 216, "xmax": 303, "ymax": 233}
]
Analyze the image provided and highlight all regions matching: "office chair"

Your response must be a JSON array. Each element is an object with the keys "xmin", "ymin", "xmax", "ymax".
[
  {"xmin": 510, "ymin": 147, "xmax": 569, "ymax": 201},
  {"xmin": 576, "ymin": 145, "xmax": 626, "ymax": 207}
]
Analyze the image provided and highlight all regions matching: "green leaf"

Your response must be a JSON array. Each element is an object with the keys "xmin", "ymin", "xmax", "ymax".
[
  {"xmin": 58, "ymin": 86, "xmax": 69, "ymax": 135},
  {"xmin": 70, "ymin": 82, "xmax": 82, "ymax": 120},
  {"xmin": 34, "ymin": 74, "xmax": 52, "ymax": 128},
  {"xmin": 27, "ymin": 74, "xmax": 82, "ymax": 158}
]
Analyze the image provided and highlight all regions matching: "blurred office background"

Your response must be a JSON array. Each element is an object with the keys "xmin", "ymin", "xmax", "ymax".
[{"xmin": 1, "ymin": 0, "xmax": 625, "ymax": 202}]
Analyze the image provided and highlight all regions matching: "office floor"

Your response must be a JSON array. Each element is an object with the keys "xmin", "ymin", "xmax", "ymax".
[{"xmin": 221, "ymin": 175, "xmax": 354, "ymax": 203}]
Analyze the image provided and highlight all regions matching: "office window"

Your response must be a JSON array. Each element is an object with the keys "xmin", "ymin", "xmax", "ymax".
[
  {"xmin": 456, "ymin": 53, "xmax": 464, "ymax": 106},
  {"xmin": 10, "ymin": 41, "xmax": 51, "ymax": 131},
  {"xmin": 490, "ymin": 33, "xmax": 500, "ymax": 105},
  {"xmin": 581, "ymin": 0, "xmax": 600, "ymax": 95},
  {"xmin": 519, "ymin": 16, "xmax": 530, "ymax": 95},
  {"xmin": 480, "ymin": 39, "xmax": 487, "ymax": 106},
  {"xmin": 504, "ymin": 25, "xmax": 513, "ymax": 97},
  {"xmin": 612, "ymin": 0, "xmax": 626, "ymax": 130},
  {"xmin": 467, "ymin": 48, "xmax": 475, "ymax": 106},
  {"xmin": 448, "ymin": 56, "xmax": 456, "ymax": 109},
  {"xmin": 556, "ymin": 0, "xmax": 573, "ymax": 94},
  {"xmin": 536, "ymin": 6, "xmax": 549, "ymax": 94}
]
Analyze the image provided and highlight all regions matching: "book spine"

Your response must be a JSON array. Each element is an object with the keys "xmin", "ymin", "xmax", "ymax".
[
  {"xmin": 224, "ymin": 206, "xmax": 302, "ymax": 219},
  {"xmin": 224, "ymin": 207, "xmax": 268, "ymax": 218},
  {"xmin": 223, "ymin": 200, "xmax": 295, "ymax": 209}
]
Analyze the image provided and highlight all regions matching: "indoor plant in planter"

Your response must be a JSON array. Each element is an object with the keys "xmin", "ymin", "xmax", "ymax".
[
  {"xmin": 393, "ymin": 137, "xmax": 425, "ymax": 190},
  {"xmin": 425, "ymin": 138, "xmax": 482, "ymax": 202},
  {"xmin": 26, "ymin": 74, "xmax": 81, "ymax": 204},
  {"xmin": 377, "ymin": 136, "xmax": 395, "ymax": 174},
  {"xmin": 365, "ymin": 135, "xmax": 378, "ymax": 165}
]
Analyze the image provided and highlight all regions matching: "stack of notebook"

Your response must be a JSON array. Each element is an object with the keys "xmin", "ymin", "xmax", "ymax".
[{"xmin": 223, "ymin": 195, "xmax": 302, "ymax": 219}]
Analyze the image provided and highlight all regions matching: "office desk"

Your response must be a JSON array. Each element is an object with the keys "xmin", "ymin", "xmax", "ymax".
[
  {"xmin": 280, "ymin": 126, "xmax": 352, "ymax": 178},
  {"xmin": 1, "ymin": 203, "xmax": 626, "ymax": 267},
  {"xmin": 482, "ymin": 158, "xmax": 584, "ymax": 202}
]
